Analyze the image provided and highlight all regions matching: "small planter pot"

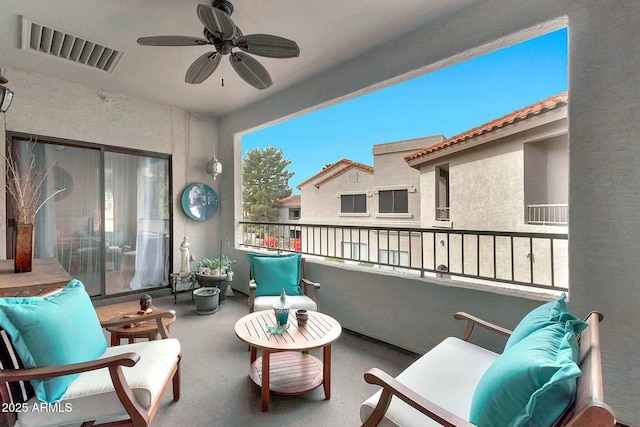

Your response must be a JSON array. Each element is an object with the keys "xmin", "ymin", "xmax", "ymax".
[
  {"xmin": 197, "ymin": 273, "xmax": 230, "ymax": 302},
  {"xmin": 193, "ymin": 287, "xmax": 220, "ymax": 315}
]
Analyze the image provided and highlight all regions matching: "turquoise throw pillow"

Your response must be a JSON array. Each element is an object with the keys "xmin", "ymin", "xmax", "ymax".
[
  {"xmin": 469, "ymin": 323, "xmax": 582, "ymax": 427},
  {"xmin": 247, "ymin": 253, "xmax": 303, "ymax": 297},
  {"xmin": 504, "ymin": 293, "xmax": 588, "ymax": 351},
  {"xmin": 0, "ymin": 280, "xmax": 107, "ymax": 403}
]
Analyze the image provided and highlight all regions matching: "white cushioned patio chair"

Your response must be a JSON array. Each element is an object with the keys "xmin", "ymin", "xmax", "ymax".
[{"xmin": 0, "ymin": 279, "xmax": 181, "ymax": 427}]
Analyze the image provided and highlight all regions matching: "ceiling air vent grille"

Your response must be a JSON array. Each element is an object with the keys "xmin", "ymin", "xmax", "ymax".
[{"xmin": 21, "ymin": 17, "xmax": 123, "ymax": 73}]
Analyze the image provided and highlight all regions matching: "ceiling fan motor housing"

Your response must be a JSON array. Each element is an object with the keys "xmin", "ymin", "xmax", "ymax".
[
  {"xmin": 212, "ymin": 0, "xmax": 234, "ymax": 16},
  {"xmin": 204, "ymin": 28, "xmax": 237, "ymax": 55}
]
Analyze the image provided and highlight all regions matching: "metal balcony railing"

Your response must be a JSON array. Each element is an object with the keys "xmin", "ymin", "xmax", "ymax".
[
  {"xmin": 239, "ymin": 221, "xmax": 568, "ymax": 291},
  {"xmin": 527, "ymin": 204, "xmax": 568, "ymax": 225}
]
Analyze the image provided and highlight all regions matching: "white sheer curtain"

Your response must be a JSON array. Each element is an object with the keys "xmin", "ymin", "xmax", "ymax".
[
  {"xmin": 130, "ymin": 157, "xmax": 169, "ymax": 289},
  {"xmin": 11, "ymin": 140, "xmax": 101, "ymax": 295},
  {"xmin": 30, "ymin": 143, "xmax": 56, "ymax": 259}
]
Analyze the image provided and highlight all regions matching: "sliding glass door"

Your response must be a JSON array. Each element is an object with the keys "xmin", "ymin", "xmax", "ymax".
[{"xmin": 6, "ymin": 135, "xmax": 171, "ymax": 297}]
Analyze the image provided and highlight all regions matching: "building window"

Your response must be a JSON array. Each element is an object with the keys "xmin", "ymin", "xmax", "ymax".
[
  {"xmin": 341, "ymin": 194, "xmax": 367, "ymax": 213},
  {"xmin": 289, "ymin": 229, "xmax": 301, "ymax": 239},
  {"xmin": 379, "ymin": 249, "xmax": 410, "ymax": 272},
  {"xmin": 289, "ymin": 208, "xmax": 300, "ymax": 220},
  {"xmin": 342, "ymin": 242, "xmax": 368, "ymax": 261},
  {"xmin": 379, "ymin": 190, "xmax": 408, "ymax": 213},
  {"xmin": 436, "ymin": 165, "xmax": 449, "ymax": 220}
]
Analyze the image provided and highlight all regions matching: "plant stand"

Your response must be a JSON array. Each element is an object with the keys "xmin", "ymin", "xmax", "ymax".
[
  {"xmin": 170, "ymin": 273, "xmax": 196, "ymax": 304},
  {"xmin": 193, "ymin": 287, "xmax": 220, "ymax": 314}
]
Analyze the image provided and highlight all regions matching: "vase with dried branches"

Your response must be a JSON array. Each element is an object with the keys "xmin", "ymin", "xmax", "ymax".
[{"xmin": 4, "ymin": 142, "xmax": 65, "ymax": 272}]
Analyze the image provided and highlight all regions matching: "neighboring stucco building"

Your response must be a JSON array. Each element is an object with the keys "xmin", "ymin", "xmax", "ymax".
[
  {"xmin": 294, "ymin": 93, "xmax": 569, "ymax": 285},
  {"xmin": 406, "ymin": 92, "xmax": 568, "ymax": 233},
  {"xmin": 297, "ymin": 159, "xmax": 375, "ymax": 225},
  {"xmin": 297, "ymin": 138, "xmax": 435, "ymax": 227},
  {"xmin": 297, "ymin": 94, "xmax": 568, "ymax": 234}
]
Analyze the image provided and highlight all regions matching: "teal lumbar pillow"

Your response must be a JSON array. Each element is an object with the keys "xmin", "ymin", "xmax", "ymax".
[
  {"xmin": 504, "ymin": 293, "xmax": 588, "ymax": 351},
  {"xmin": 247, "ymin": 253, "xmax": 303, "ymax": 297},
  {"xmin": 469, "ymin": 322, "xmax": 582, "ymax": 427},
  {"xmin": 0, "ymin": 280, "xmax": 107, "ymax": 402}
]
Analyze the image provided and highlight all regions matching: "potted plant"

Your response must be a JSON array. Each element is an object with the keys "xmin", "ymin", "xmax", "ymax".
[
  {"xmin": 193, "ymin": 255, "xmax": 235, "ymax": 302},
  {"xmin": 192, "ymin": 286, "xmax": 220, "ymax": 315}
]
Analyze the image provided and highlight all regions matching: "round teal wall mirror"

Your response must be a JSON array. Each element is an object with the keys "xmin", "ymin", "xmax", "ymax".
[{"xmin": 181, "ymin": 183, "xmax": 218, "ymax": 221}]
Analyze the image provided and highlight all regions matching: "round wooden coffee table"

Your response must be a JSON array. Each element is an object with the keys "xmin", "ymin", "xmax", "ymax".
[{"xmin": 234, "ymin": 309, "xmax": 342, "ymax": 411}]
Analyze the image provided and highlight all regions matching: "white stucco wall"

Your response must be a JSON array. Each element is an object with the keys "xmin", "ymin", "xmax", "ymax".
[
  {"xmin": 371, "ymin": 138, "xmax": 428, "ymax": 227},
  {"xmin": 0, "ymin": 68, "xmax": 220, "ymax": 269},
  {"xmin": 220, "ymin": 1, "xmax": 640, "ymax": 423}
]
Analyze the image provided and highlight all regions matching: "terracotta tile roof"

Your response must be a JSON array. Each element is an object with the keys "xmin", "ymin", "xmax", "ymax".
[
  {"xmin": 278, "ymin": 194, "xmax": 300, "ymax": 207},
  {"xmin": 296, "ymin": 159, "xmax": 374, "ymax": 189},
  {"xmin": 405, "ymin": 92, "xmax": 568, "ymax": 163}
]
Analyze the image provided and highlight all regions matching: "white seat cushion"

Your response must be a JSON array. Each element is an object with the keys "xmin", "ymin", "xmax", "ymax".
[
  {"xmin": 253, "ymin": 295, "xmax": 317, "ymax": 312},
  {"xmin": 360, "ymin": 337, "xmax": 498, "ymax": 427},
  {"xmin": 17, "ymin": 338, "xmax": 180, "ymax": 427}
]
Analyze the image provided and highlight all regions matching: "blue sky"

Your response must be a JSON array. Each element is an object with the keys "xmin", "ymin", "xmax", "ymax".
[{"xmin": 243, "ymin": 28, "xmax": 567, "ymax": 193}]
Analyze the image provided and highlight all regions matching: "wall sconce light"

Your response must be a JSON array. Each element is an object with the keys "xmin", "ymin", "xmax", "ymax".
[
  {"xmin": 0, "ymin": 72, "xmax": 14, "ymax": 113},
  {"xmin": 206, "ymin": 150, "xmax": 222, "ymax": 181}
]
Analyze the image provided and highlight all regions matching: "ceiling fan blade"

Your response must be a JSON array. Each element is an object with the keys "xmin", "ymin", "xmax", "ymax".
[
  {"xmin": 197, "ymin": 4, "xmax": 236, "ymax": 39},
  {"xmin": 236, "ymin": 34, "xmax": 300, "ymax": 58},
  {"xmin": 185, "ymin": 52, "xmax": 221, "ymax": 84},
  {"xmin": 229, "ymin": 52, "xmax": 272, "ymax": 89},
  {"xmin": 137, "ymin": 36, "xmax": 210, "ymax": 46}
]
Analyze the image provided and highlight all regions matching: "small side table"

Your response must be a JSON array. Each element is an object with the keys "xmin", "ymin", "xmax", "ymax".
[
  {"xmin": 95, "ymin": 300, "xmax": 176, "ymax": 346},
  {"xmin": 106, "ymin": 317, "xmax": 176, "ymax": 346}
]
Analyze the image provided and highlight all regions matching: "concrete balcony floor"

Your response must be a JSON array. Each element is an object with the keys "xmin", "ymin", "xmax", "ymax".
[{"xmin": 148, "ymin": 292, "xmax": 418, "ymax": 426}]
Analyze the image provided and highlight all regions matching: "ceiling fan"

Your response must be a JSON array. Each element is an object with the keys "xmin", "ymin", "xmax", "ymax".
[{"xmin": 137, "ymin": 0, "xmax": 300, "ymax": 90}]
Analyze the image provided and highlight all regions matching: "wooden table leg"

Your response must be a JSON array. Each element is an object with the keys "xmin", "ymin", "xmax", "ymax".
[
  {"xmin": 323, "ymin": 345, "xmax": 332, "ymax": 400},
  {"xmin": 261, "ymin": 349, "xmax": 271, "ymax": 411}
]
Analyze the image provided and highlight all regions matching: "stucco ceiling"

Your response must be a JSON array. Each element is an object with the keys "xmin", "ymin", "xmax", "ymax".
[{"xmin": 0, "ymin": 0, "xmax": 477, "ymax": 116}]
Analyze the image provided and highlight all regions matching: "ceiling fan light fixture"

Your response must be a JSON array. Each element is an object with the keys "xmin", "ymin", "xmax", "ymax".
[{"xmin": 0, "ymin": 73, "xmax": 14, "ymax": 113}]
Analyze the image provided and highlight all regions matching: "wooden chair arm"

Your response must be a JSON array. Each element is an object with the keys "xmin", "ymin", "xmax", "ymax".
[
  {"xmin": 248, "ymin": 279, "xmax": 257, "ymax": 312},
  {"xmin": 100, "ymin": 309, "xmax": 176, "ymax": 339},
  {"xmin": 301, "ymin": 277, "xmax": 320, "ymax": 309},
  {"xmin": 0, "ymin": 352, "xmax": 153, "ymax": 426},
  {"xmin": 362, "ymin": 368, "xmax": 474, "ymax": 427},
  {"xmin": 0, "ymin": 352, "xmax": 140, "ymax": 382},
  {"xmin": 301, "ymin": 278, "xmax": 320, "ymax": 289},
  {"xmin": 454, "ymin": 311, "xmax": 512, "ymax": 341}
]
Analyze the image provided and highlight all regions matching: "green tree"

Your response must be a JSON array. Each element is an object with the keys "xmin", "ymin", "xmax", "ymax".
[{"xmin": 242, "ymin": 146, "xmax": 294, "ymax": 222}]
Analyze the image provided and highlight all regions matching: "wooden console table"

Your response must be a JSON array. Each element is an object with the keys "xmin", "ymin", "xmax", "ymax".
[{"xmin": 0, "ymin": 258, "xmax": 72, "ymax": 297}]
